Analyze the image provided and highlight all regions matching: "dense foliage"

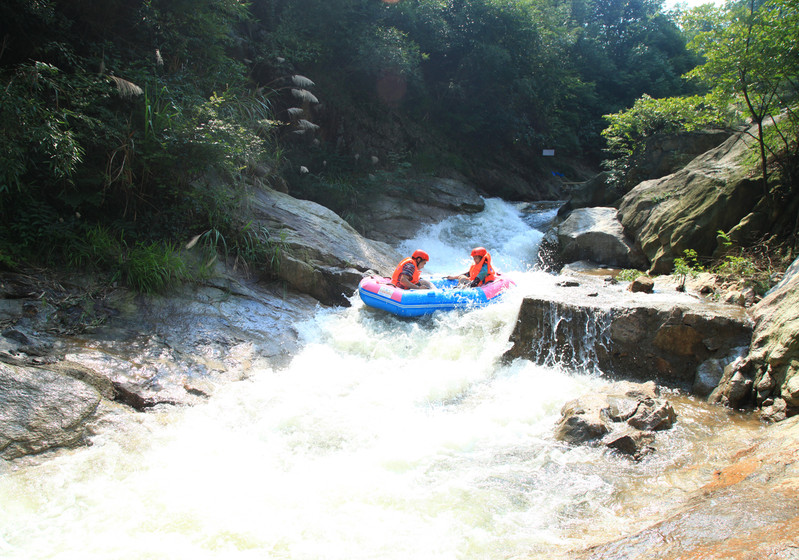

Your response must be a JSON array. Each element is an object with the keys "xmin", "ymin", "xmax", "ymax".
[
  {"xmin": 686, "ymin": 0, "xmax": 799, "ymax": 198},
  {"xmin": 602, "ymin": 0, "xmax": 798, "ymax": 246},
  {"xmin": 261, "ymin": 0, "xmax": 699, "ymax": 166},
  {"xmin": 0, "ymin": 0, "xmax": 279, "ymax": 286},
  {"xmin": 600, "ymin": 91, "xmax": 736, "ymax": 188},
  {"xmin": 3, "ymin": 0, "xmax": 790, "ymax": 288}
]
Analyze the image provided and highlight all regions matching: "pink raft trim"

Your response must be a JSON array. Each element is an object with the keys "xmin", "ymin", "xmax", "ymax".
[
  {"xmin": 480, "ymin": 278, "xmax": 508, "ymax": 299},
  {"xmin": 372, "ymin": 281, "xmax": 403, "ymax": 302}
]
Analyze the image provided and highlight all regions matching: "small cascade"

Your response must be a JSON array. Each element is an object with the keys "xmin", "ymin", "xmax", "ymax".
[
  {"xmin": 504, "ymin": 284, "xmax": 753, "ymax": 388},
  {"xmin": 512, "ymin": 299, "xmax": 612, "ymax": 375}
]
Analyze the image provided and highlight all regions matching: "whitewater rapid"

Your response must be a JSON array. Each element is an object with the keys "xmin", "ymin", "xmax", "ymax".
[{"xmin": 0, "ymin": 199, "xmax": 763, "ymax": 559}]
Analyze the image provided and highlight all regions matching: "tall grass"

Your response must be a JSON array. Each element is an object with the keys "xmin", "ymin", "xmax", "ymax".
[{"xmin": 120, "ymin": 241, "xmax": 187, "ymax": 294}]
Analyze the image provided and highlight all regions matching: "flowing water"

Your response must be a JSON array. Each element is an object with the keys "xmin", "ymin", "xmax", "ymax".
[{"xmin": 0, "ymin": 199, "xmax": 765, "ymax": 559}]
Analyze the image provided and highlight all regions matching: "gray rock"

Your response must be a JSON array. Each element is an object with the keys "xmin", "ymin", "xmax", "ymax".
[
  {"xmin": 693, "ymin": 346, "xmax": 748, "ymax": 397},
  {"xmin": 504, "ymin": 292, "xmax": 752, "ymax": 387},
  {"xmin": 742, "ymin": 261, "xmax": 799, "ymax": 413},
  {"xmin": 620, "ymin": 129, "xmax": 731, "ymax": 193},
  {"xmin": 0, "ymin": 362, "xmax": 100, "ymax": 460},
  {"xmin": 709, "ymin": 359, "xmax": 755, "ymax": 408},
  {"xmin": 626, "ymin": 398, "xmax": 677, "ymax": 431},
  {"xmin": 554, "ymin": 394, "xmax": 613, "ymax": 444},
  {"xmin": 602, "ymin": 427, "xmax": 655, "ymax": 460},
  {"xmin": 618, "ymin": 126, "xmax": 764, "ymax": 274},
  {"xmin": 248, "ymin": 187, "xmax": 402, "ymax": 306},
  {"xmin": 351, "ymin": 176, "xmax": 485, "ymax": 243},
  {"xmin": 554, "ymin": 381, "xmax": 675, "ymax": 458},
  {"xmin": 760, "ymin": 397, "xmax": 788, "ymax": 423},
  {"xmin": 0, "ymin": 268, "xmax": 326, "ymax": 461},
  {"xmin": 574, "ymin": 415, "xmax": 799, "ymax": 558},
  {"xmin": 555, "ymin": 207, "xmax": 647, "ymax": 269}
]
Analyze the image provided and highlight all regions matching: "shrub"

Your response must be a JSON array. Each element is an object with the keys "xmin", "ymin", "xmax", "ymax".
[
  {"xmin": 616, "ymin": 269, "xmax": 648, "ymax": 282},
  {"xmin": 119, "ymin": 241, "xmax": 187, "ymax": 294},
  {"xmin": 601, "ymin": 92, "xmax": 736, "ymax": 188},
  {"xmin": 673, "ymin": 249, "xmax": 703, "ymax": 291}
]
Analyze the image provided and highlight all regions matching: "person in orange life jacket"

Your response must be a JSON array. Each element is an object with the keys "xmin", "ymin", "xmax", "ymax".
[
  {"xmin": 447, "ymin": 247, "xmax": 496, "ymax": 287},
  {"xmin": 392, "ymin": 249, "xmax": 434, "ymax": 290}
]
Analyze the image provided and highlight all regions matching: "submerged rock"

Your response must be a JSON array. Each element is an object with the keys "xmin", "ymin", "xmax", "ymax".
[
  {"xmin": 573, "ymin": 415, "xmax": 799, "ymax": 559},
  {"xmin": 0, "ymin": 271, "xmax": 322, "ymax": 461},
  {"xmin": 0, "ymin": 362, "xmax": 100, "ymax": 460},
  {"xmin": 554, "ymin": 381, "xmax": 674, "ymax": 459}
]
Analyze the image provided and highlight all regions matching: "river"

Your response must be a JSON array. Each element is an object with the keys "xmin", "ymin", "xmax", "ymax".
[{"xmin": 0, "ymin": 199, "xmax": 764, "ymax": 559}]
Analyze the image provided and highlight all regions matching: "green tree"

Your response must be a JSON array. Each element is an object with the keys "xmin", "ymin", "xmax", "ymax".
[
  {"xmin": 686, "ymin": 0, "xmax": 799, "ymax": 198},
  {"xmin": 0, "ymin": 0, "xmax": 285, "ymax": 284},
  {"xmin": 601, "ymin": 91, "xmax": 735, "ymax": 188},
  {"xmin": 567, "ymin": 0, "xmax": 702, "ymax": 158}
]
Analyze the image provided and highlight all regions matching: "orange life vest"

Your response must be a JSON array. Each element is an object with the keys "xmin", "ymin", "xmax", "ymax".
[
  {"xmin": 391, "ymin": 257, "xmax": 421, "ymax": 288},
  {"xmin": 468, "ymin": 253, "xmax": 496, "ymax": 286}
]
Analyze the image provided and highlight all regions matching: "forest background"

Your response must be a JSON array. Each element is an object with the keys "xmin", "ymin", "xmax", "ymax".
[{"xmin": 0, "ymin": 0, "xmax": 796, "ymax": 292}]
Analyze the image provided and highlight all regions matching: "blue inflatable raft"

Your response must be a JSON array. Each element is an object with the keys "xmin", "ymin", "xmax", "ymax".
[{"xmin": 357, "ymin": 275, "xmax": 515, "ymax": 317}]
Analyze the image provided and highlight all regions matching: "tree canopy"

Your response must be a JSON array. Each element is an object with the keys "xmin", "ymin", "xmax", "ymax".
[
  {"xmin": 686, "ymin": 0, "xmax": 799, "ymax": 194},
  {"xmin": 3, "ymin": 0, "xmax": 792, "ymax": 283}
]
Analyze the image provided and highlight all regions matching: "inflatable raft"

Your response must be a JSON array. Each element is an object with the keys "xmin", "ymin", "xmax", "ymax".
[{"xmin": 357, "ymin": 275, "xmax": 515, "ymax": 317}]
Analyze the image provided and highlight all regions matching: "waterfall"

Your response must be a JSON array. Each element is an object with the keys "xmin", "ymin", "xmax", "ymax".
[{"xmin": 527, "ymin": 301, "xmax": 612, "ymax": 375}]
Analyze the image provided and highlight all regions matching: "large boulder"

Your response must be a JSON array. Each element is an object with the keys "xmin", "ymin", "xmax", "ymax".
[
  {"xmin": 554, "ymin": 207, "xmax": 647, "ymax": 269},
  {"xmin": 557, "ymin": 172, "xmax": 624, "ymax": 217},
  {"xmin": 693, "ymin": 346, "xmax": 749, "ymax": 397},
  {"xmin": 249, "ymin": 187, "xmax": 402, "ymax": 306},
  {"xmin": 711, "ymin": 257, "xmax": 799, "ymax": 417},
  {"xmin": 61, "ymin": 274, "xmax": 323, "ymax": 408},
  {"xmin": 0, "ymin": 268, "xmax": 324, "ymax": 460},
  {"xmin": 554, "ymin": 381, "xmax": 676, "ymax": 459},
  {"xmin": 617, "ymin": 128, "xmax": 763, "ymax": 274},
  {"xmin": 352, "ymin": 175, "xmax": 485, "ymax": 243},
  {"xmin": 0, "ymin": 362, "xmax": 100, "ymax": 460},
  {"xmin": 620, "ymin": 129, "xmax": 732, "ymax": 193},
  {"xmin": 558, "ymin": 130, "xmax": 730, "ymax": 217},
  {"xmin": 503, "ymin": 278, "xmax": 752, "ymax": 389},
  {"xmin": 472, "ymin": 160, "xmax": 564, "ymax": 201}
]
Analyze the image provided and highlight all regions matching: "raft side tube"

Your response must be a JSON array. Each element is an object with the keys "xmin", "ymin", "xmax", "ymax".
[{"xmin": 357, "ymin": 275, "xmax": 515, "ymax": 317}]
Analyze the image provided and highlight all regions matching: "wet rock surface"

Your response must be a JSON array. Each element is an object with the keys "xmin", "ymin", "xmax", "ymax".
[
  {"xmin": 0, "ymin": 175, "xmax": 486, "ymax": 463},
  {"xmin": 248, "ymin": 186, "xmax": 401, "ymax": 306},
  {"xmin": 0, "ymin": 271, "xmax": 321, "ymax": 461},
  {"xmin": 0, "ymin": 361, "xmax": 100, "ymax": 460},
  {"xmin": 555, "ymin": 380, "xmax": 675, "ymax": 460},
  {"xmin": 574, "ymin": 415, "xmax": 799, "ymax": 560},
  {"xmin": 350, "ymin": 175, "xmax": 486, "ymax": 244},
  {"xmin": 503, "ymin": 272, "xmax": 752, "ymax": 389}
]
